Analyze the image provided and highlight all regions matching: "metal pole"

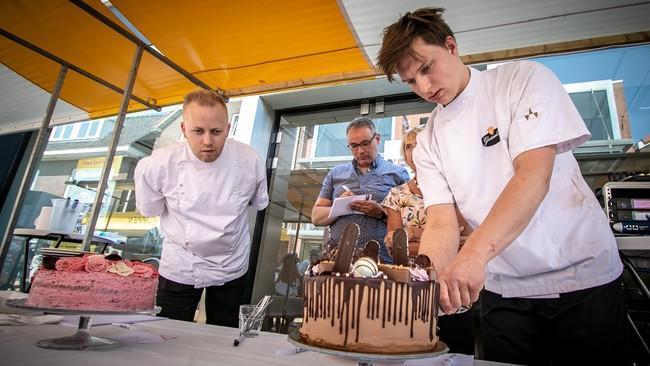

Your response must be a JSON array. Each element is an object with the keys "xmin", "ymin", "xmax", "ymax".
[
  {"xmin": 0, "ymin": 65, "xmax": 68, "ymax": 277},
  {"xmin": 0, "ymin": 27, "xmax": 160, "ymax": 112},
  {"xmin": 82, "ymin": 45, "xmax": 143, "ymax": 251},
  {"xmin": 70, "ymin": 0, "xmax": 212, "ymax": 91},
  {"xmin": 282, "ymin": 197, "xmax": 304, "ymax": 313}
]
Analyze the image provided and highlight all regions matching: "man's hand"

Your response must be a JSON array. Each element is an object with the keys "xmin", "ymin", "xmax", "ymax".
[
  {"xmin": 339, "ymin": 190, "xmax": 354, "ymax": 198},
  {"xmin": 437, "ymin": 245, "xmax": 486, "ymax": 314},
  {"xmin": 350, "ymin": 199, "xmax": 385, "ymax": 219}
]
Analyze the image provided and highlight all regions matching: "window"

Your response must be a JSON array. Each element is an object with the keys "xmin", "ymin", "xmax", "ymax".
[
  {"xmin": 50, "ymin": 120, "xmax": 104, "ymax": 141},
  {"xmin": 564, "ymin": 80, "xmax": 620, "ymax": 140},
  {"xmin": 308, "ymin": 117, "xmax": 392, "ymax": 160},
  {"xmin": 229, "ymin": 113, "xmax": 239, "ymax": 137}
]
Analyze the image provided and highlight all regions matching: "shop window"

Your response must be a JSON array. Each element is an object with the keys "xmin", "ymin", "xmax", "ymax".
[{"xmin": 50, "ymin": 120, "xmax": 103, "ymax": 141}]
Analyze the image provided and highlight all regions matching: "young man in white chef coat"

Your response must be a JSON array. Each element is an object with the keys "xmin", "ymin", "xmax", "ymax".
[
  {"xmin": 134, "ymin": 89, "xmax": 269, "ymax": 327},
  {"xmin": 377, "ymin": 7, "xmax": 627, "ymax": 365}
]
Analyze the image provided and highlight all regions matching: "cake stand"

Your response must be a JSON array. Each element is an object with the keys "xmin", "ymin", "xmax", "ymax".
[
  {"xmin": 6, "ymin": 298, "xmax": 160, "ymax": 350},
  {"xmin": 287, "ymin": 330, "xmax": 448, "ymax": 366}
]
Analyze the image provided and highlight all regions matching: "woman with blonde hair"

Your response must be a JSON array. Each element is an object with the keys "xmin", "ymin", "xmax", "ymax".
[{"xmin": 383, "ymin": 126, "xmax": 470, "ymax": 253}]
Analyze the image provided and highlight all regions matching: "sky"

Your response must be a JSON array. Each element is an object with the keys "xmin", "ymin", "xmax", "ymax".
[{"xmin": 532, "ymin": 44, "xmax": 650, "ymax": 141}]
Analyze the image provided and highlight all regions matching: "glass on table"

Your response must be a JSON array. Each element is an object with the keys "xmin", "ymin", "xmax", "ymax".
[{"xmin": 238, "ymin": 304, "xmax": 265, "ymax": 338}]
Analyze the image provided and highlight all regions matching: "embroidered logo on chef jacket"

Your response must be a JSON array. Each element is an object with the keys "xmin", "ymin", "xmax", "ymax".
[
  {"xmin": 481, "ymin": 127, "xmax": 500, "ymax": 147},
  {"xmin": 524, "ymin": 108, "xmax": 539, "ymax": 120}
]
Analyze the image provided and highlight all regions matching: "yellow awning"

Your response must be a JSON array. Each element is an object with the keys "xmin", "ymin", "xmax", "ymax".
[{"xmin": 0, "ymin": 0, "xmax": 376, "ymax": 119}]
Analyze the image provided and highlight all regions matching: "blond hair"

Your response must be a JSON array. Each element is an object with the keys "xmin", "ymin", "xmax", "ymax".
[
  {"xmin": 183, "ymin": 89, "xmax": 227, "ymax": 111},
  {"xmin": 401, "ymin": 125, "xmax": 424, "ymax": 160}
]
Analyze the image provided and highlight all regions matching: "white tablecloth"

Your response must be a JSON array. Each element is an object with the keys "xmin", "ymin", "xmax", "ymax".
[{"xmin": 0, "ymin": 319, "xmax": 518, "ymax": 366}]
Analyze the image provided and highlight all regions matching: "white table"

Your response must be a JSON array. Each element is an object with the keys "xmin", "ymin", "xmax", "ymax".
[{"xmin": 0, "ymin": 319, "xmax": 517, "ymax": 366}]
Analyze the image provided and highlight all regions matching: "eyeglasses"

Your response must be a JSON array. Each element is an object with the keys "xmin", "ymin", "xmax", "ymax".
[{"xmin": 347, "ymin": 134, "xmax": 377, "ymax": 151}]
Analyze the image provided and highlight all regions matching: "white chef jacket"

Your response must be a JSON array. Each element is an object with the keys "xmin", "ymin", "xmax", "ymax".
[
  {"xmin": 134, "ymin": 139, "xmax": 269, "ymax": 288},
  {"xmin": 413, "ymin": 61, "xmax": 622, "ymax": 298}
]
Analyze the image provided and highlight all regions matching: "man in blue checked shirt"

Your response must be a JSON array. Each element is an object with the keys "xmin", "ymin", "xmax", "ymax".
[{"xmin": 311, "ymin": 117, "xmax": 410, "ymax": 263}]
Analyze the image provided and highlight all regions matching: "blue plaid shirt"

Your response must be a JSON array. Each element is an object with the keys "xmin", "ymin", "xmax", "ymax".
[{"xmin": 319, "ymin": 155, "xmax": 410, "ymax": 263}]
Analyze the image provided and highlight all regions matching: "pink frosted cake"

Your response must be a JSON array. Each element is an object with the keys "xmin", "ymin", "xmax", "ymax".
[{"xmin": 27, "ymin": 254, "xmax": 158, "ymax": 311}]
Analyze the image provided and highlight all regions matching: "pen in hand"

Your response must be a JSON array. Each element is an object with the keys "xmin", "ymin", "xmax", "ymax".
[{"xmin": 342, "ymin": 184, "xmax": 351, "ymax": 192}]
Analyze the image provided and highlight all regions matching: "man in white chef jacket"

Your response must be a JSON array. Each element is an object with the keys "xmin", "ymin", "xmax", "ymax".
[
  {"xmin": 377, "ymin": 7, "xmax": 627, "ymax": 366},
  {"xmin": 134, "ymin": 89, "xmax": 269, "ymax": 327}
]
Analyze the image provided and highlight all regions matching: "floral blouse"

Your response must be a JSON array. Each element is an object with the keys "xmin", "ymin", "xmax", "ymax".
[{"xmin": 381, "ymin": 181, "xmax": 426, "ymax": 228}]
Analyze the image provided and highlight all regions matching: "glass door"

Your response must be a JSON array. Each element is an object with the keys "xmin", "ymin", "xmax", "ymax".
[{"xmin": 251, "ymin": 95, "xmax": 433, "ymax": 332}]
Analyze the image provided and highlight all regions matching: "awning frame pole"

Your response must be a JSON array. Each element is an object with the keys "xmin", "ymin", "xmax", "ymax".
[
  {"xmin": 81, "ymin": 45, "xmax": 143, "ymax": 251},
  {"xmin": 0, "ymin": 27, "xmax": 160, "ymax": 112},
  {"xmin": 0, "ymin": 65, "xmax": 68, "ymax": 277},
  {"xmin": 70, "ymin": 0, "xmax": 212, "ymax": 91}
]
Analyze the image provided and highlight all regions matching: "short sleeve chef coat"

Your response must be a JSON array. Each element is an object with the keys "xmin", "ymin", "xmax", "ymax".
[
  {"xmin": 134, "ymin": 139, "xmax": 269, "ymax": 288},
  {"xmin": 413, "ymin": 61, "xmax": 622, "ymax": 297}
]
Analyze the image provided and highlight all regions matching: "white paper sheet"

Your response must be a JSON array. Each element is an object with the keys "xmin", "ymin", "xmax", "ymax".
[{"xmin": 328, "ymin": 194, "xmax": 368, "ymax": 219}]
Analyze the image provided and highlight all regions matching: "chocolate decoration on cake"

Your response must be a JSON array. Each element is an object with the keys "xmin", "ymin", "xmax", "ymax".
[
  {"xmin": 300, "ymin": 224, "xmax": 442, "ymax": 354},
  {"xmin": 392, "ymin": 228, "xmax": 409, "ymax": 266},
  {"xmin": 351, "ymin": 246, "xmax": 363, "ymax": 263},
  {"xmin": 104, "ymin": 253, "xmax": 123, "ymax": 261},
  {"xmin": 41, "ymin": 256, "xmax": 58, "ymax": 270},
  {"xmin": 303, "ymin": 276, "xmax": 440, "ymax": 349},
  {"xmin": 333, "ymin": 223, "xmax": 359, "ymax": 274},
  {"xmin": 362, "ymin": 240, "xmax": 380, "ymax": 263},
  {"xmin": 415, "ymin": 254, "xmax": 432, "ymax": 268},
  {"xmin": 351, "ymin": 257, "xmax": 379, "ymax": 277}
]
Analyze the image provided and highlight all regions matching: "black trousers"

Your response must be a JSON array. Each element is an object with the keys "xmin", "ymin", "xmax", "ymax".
[
  {"xmin": 156, "ymin": 275, "xmax": 247, "ymax": 328},
  {"xmin": 480, "ymin": 276, "xmax": 629, "ymax": 366},
  {"xmin": 438, "ymin": 307, "xmax": 476, "ymax": 355}
]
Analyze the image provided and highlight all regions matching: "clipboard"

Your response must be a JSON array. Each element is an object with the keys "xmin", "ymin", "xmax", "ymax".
[{"xmin": 328, "ymin": 194, "xmax": 368, "ymax": 219}]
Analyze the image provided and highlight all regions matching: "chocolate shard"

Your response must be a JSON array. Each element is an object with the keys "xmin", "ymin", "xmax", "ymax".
[
  {"xmin": 351, "ymin": 246, "xmax": 364, "ymax": 263},
  {"xmin": 415, "ymin": 254, "xmax": 431, "ymax": 268},
  {"xmin": 105, "ymin": 253, "xmax": 123, "ymax": 261},
  {"xmin": 333, "ymin": 223, "xmax": 359, "ymax": 274},
  {"xmin": 362, "ymin": 240, "xmax": 380, "ymax": 263},
  {"xmin": 42, "ymin": 256, "xmax": 58, "ymax": 270},
  {"xmin": 392, "ymin": 228, "xmax": 409, "ymax": 266}
]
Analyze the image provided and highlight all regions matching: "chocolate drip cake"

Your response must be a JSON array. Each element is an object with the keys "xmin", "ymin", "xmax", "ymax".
[{"xmin": 299, "ymin": 225, "xmax": 441, "ymax": 354}]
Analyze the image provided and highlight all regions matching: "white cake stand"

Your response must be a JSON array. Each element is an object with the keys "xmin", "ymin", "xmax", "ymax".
[
  {"xmin": 6, "ymin": 298, "xmax": 160, "ymax": 350},
  {"xmin": 287, "ymin": 329, "xmax": 448, "ymax": 366}
]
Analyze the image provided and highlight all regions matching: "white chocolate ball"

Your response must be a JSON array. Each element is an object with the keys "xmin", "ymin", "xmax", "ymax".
[{"xmin": 352, "ymin": 257, "xmax": 378, "ymax": 278}]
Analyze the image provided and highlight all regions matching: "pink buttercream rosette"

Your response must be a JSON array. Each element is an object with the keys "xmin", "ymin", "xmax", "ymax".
[
  {"xmin": 108, "ymin": 258, "xmax": 133, "ymax": 267},
  {"xmin": 84, "ymin": 254, "xmax": 108, "ymax": 272},
  {"xmin": 131, "ymin": 263, "xmax": 155, "ymax": 278},
  {"xmin": 55, "ymin": 256, "xmax": 87, "ymax": 271}
]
